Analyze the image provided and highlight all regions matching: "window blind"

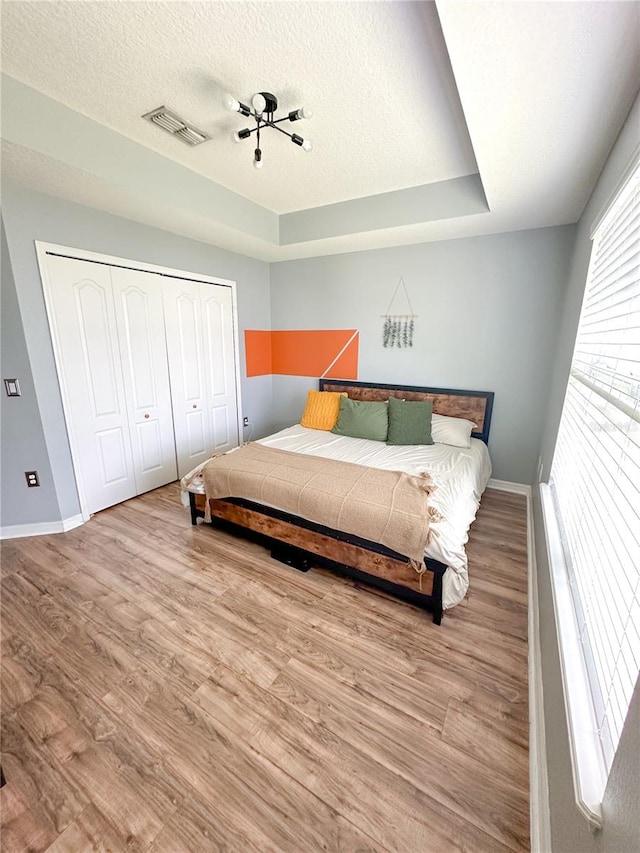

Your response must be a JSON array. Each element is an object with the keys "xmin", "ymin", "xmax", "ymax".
[{"xmin": 550, "ymin": 161, "xmax": 640, "ymax": 769}]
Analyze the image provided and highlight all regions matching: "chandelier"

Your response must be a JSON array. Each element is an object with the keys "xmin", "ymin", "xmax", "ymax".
[{"xmin": 223, "ymin": 91, "xmax": 312, "ymax": 169}]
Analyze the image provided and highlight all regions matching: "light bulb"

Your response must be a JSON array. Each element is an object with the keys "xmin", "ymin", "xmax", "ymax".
[
  {"xmin": 222, "ymin": 93, "xmax": 240, "ymax": 112},
  {"xmin": 302, "ymin": 139, "xmax": 313, "ymax": 152},
  {"xmin": 288, "ymin": 106, "xmax": 313, "ymax": 122},
  {"xmin": 232, "ymin": 131, "xmax": 242, "ymax": 143},
  {"xmin": 252, "ymin": 93, "xmax": 267, "ymax": 116},
  {"xmin": 253, "ymin": 157, "xmax": 263, "ymax": 169}
]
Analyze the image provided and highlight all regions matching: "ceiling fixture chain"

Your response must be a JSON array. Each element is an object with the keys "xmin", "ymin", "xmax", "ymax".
[{"xmin": 223, "ymin": 91, "xmax": 312, "ymax": 169}]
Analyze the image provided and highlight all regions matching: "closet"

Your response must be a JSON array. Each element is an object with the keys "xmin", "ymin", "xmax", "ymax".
[
  {"xmin": 163, "ymin": 277, "xmax": 239, "ymax": 477},
  {"xmin": 40, "ymin": 250, "xmax": 240, "ymax": 517}
]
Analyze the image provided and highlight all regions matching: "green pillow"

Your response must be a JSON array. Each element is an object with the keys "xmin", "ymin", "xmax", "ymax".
[
  {"xmin": 331, "ymin": 397, "xmax": 389, "ymax": 442},
  {"xmin": 387, "ymin": 396, "xmax": 433, "ymax": 445}
]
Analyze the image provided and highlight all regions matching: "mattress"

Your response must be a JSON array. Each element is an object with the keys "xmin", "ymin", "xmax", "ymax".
[{"xmin": 182, "ymin": 425, "xmax": 492, "ymax": 609}]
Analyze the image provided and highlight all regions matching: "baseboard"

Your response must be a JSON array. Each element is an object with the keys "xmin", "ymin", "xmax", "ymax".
[
  {"xmin": 488, "ymin": 478, "xmax": 532, "ymax": 497},
  {"xmin": 527, "ymin": 487, "xmax": 552, "ymax": 852},
  {"xmin": 61, "ymin": 513, "xmax": 85, "ymax": 532},
  {"xmin": 0, "ymin": 513, "xmax": 85, "ymax": 540}
]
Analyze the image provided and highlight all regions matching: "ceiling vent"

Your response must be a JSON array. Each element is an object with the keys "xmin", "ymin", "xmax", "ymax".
[{"xmin": 142, "ymin": 106, "xmax": 209, "ymax": 146}]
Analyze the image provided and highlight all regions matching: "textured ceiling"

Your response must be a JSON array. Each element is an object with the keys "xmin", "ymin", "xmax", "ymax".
[
  {"xmin": 0, "ymin": 0, "xmax": 477, "ymax": 214},
  {"xmin": 1, "ymin": 1, "xmax": 639, "ymax": 261}
]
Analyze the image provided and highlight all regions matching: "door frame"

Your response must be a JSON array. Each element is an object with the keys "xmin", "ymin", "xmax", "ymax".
[{"xmin": 36, "ymin": 241, "xmax": 244, "ymax": 523}]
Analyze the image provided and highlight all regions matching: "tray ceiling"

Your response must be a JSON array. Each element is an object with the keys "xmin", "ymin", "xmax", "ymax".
[{"xmin": 1, "ymin": 1, "xmax": 639, "ymax": 261}]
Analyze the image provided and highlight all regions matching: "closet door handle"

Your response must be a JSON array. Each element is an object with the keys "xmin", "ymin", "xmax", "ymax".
[
  {"xmin": 144, "ymin": 413, "xmax": 150, "ymax": 419},
  {"xmin": 192, "ymin": 404, "xmax": 197, "ymax": 409}
]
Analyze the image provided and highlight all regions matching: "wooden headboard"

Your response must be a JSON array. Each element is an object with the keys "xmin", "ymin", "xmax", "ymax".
[{"xmin": 319, "ymin": 379, "xmax": 494, "ymax": 444}]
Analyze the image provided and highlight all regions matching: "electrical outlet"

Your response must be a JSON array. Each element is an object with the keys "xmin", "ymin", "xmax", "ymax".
[
  {"xmin": 243, "ymin": 416, "xmax": 249, "ymax": 427},
  {"xmin": 25, "ymin": 471, "xmax": 40, "ymax": 487}
]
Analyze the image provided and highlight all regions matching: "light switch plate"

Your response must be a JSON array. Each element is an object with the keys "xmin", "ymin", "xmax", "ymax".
[{"xmin": 4, "ymin": 378, "xmax": 21, "ymax": 397}]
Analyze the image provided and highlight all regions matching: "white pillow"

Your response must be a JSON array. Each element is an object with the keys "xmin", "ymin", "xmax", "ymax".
[{"xmin": 431, "ymin": 413, "xmax": 477, "ymax": 448}]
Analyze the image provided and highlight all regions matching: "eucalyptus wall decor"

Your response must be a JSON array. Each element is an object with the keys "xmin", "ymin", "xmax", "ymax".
[{"xmin": 381, "ymin": 276, "xmax": 417, "ymax": 349}]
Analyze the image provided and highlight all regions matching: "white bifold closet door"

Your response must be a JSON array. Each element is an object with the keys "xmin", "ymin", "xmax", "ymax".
[
  {"xmin": 43, "ymin": 251, "xmax": 240, "ymax": 515},
  {"xmin": 163, "ymin": 279, "xmax": 239, "ymax": 477},
  {"xmin": 110, "ymin": 267, "xmax": 179, "ymax": 494},
  {"xmin": 44, "ymin": 255, "xmax": 178, "ymax": 514}
]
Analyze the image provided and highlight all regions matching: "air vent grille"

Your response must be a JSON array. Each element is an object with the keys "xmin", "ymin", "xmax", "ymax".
[
  {"xmin": 142, "ymin": 106, "xmax": 209, "ymax": 146},
  {"xmin": 176, "ymin": 126, "xmax": 208, "ymax": 146}
]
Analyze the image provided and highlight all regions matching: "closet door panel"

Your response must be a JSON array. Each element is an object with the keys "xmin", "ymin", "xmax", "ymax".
[
  {"xmin": 76, "ymin": 283, "xmax": 121, "ymax": 417},
  {"xmin": 203, "ymin": 296, "xmax": 229, "ymax": 395},
  {"xmin": 201, "ymin": 284, "xmax": 239, "ymax": 454},
  {"xmin": 96, "ymin": 429, "xmax": 130, "ymax": 484},
  {"xmin": 211, "ymin": 405, "xmax": 231, "ymax": 447},
  {"xmin": 176, "ymin": 294, "xmax": 205, "ymax": 403},
  {"xmin": 135, "ymin": 419, "xmax": 163, "ymax": 470},
  {"xmin": 111, "ymin": 268, "xmax": 178, "ymax": 493},
  {"xmin": 163, "ymin": 280, "xmax": 209, "ymax": 476},
  {"xmin": 175, "ymin": 290, "xmax": 209, "ymax": 467},
  {"xmin": 186, "ymin": 411, "xmax": 207, "ymax": 455},
  {"xmin": 44, "ymin": 255, "xmax": 136, "ymax": 514}
]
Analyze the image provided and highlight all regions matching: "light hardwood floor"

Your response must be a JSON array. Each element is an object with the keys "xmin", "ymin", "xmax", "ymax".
[{"xmin": 1, "ymin": 484, "xmax": 529, "ymax": 852}]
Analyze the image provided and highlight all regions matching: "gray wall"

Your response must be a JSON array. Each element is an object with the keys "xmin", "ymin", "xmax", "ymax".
[
  {"xmin": 269, "ymin": 226, "xmax": 576, "ymax": 484},
  {"xmin": 1, "ymin": 219, "xmax": 60, "ymax": 526},
  {"xmin": 1, "ymin": 181, "xmax": 272, "ymax": 526},
  {"xmin": 533, "ymin": 91, "xmax": 640, "ymax": 852},
  {"xmin": 2, "ymin": 86, "xmax": 638, "ymax": 853}
]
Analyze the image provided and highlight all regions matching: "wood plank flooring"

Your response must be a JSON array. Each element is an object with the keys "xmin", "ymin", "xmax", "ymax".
[{"xmin": 1, "ymin": 485, "xmax": 529, "ymax": 852}]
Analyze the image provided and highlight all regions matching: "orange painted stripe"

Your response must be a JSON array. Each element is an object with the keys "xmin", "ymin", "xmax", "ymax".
[
  {"xmin": 245, "ymin": 329, "xmax": 359, "ymax": 378},
  {"xmin": 324, "ymin": 334, "xmax": 358, "ymax": 379},
  {"xmin": 244, "ymin": 330, "xmax": 273, "ymax": 377}
]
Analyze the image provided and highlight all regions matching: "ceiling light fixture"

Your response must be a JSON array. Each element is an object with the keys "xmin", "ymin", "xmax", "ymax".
[{"xmin": 223, "ymin": 91, "xmax": 312, "ymax": 168}]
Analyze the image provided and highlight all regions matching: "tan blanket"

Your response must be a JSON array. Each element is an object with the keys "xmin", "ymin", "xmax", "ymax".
[{"xmin": 201, "ymin": 443, "xmax": 439, "ymax": 565}]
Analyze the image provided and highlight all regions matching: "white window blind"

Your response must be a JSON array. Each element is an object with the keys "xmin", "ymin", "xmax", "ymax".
[
  {"xmin": 550, "ymin": 160, "xmax": 640, "ymax": 768},
  {"xmin": 550, "ymin": 161, "xmax": 640, "ymax": 770}
]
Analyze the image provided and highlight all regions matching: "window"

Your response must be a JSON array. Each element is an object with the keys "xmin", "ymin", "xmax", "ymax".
[{"xmin": 549, "ymin": 160, "xmax": 639, "ymax": 786}]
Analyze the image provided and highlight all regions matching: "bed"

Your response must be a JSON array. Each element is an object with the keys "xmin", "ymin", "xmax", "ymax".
[{"xmin": 184, "ymin": 380, "xmax": 494, "ymax": 624}]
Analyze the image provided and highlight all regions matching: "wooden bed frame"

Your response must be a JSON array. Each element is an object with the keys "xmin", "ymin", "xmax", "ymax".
[{"xmin": 189, "ymin": 380, "xmax": 494, "ymax": 624}]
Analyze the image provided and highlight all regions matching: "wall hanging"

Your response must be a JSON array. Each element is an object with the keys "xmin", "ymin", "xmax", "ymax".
[{"xmin": 381, "ymin": 276, "xmax": 417, "ymax": 348}]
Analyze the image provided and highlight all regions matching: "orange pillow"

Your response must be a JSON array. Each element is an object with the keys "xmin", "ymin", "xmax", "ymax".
[{"xmin": 300, "ymin": 390, "xmax": 347, "ymax": 431}]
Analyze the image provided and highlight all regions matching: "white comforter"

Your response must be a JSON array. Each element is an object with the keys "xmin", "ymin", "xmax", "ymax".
[{"xmin": 182, "ymin": 425, "xmax": 492, "ymax": 609}]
